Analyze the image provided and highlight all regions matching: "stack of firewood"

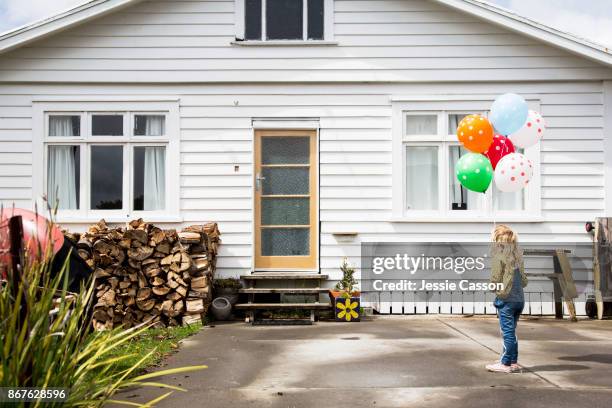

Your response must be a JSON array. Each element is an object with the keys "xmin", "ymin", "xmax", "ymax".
[{"xmin": 65, "ymin": 219, "xmax": 220, "ymax": 330}]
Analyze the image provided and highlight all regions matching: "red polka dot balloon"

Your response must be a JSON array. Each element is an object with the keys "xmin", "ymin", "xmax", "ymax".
[
  {"xmin": 508, "ymin": 110, "xmax": 546, "ymax": 148},
  {"xmin": 494, "ymin": 153, "xmax": 533, "ymax": 193},
  {"xmin": 484, "ymin": 134, "xmax": 515, "ymax": 170}
]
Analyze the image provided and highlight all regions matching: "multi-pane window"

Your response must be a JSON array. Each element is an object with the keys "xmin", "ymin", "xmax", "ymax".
[
  {"xmin": 45, "ymin": 112, "xmax": 168, "ymax": 214},
  {"xmin": 244, "ymin": 0, "xmax": 324, "ymax": 41},
  {"xmin": 402, "ymin": 112, "xmax": 527, "ymax": 216}
]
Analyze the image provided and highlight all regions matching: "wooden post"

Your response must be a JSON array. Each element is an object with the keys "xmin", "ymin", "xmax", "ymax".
[
  {"xmin": 8, "ymin": 216, "xmax": 25, "ymax": 321},
  {"xmin": 8, "ymin": 215, "xmax": 23, "ymax": 272},
  {"xmin": 8, "ymin": 215, "xmax": 31, "ymax": 386},
  {"xmin": 555, "ymin": 250, "xmax": 578, "ymax": 321}
]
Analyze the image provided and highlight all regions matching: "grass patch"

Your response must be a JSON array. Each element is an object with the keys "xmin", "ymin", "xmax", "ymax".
[{"xmin": 104, "ymin": 323, "xmax": 202, "ymax": 375}]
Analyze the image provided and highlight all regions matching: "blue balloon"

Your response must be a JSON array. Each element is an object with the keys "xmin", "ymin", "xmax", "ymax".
[{"xmin": 489, "ymin": 93, "xmax": 528, "ymax": 136}]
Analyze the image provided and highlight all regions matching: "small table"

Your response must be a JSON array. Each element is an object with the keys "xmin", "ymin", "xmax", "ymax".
[{"xmin": 524, "ymin": 249, "xmax": 578, "ymax": 321}]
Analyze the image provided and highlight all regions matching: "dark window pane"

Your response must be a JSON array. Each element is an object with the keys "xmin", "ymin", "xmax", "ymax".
[
  {"xmin": 262, "ymin": 167, "xmax": 309, "ymax": 195},
  {"xmin": 91, "ymin": 146, "xmax": 123, "ymax": 209},
  {"xmin": 266, "ymin": 0, "xmax": 303, "ymax": 40},
  {"xmin": 245, "ymin": 0, "xmax": 262, "ymax": 40},
  {"xmin": 262, "ymin": 136, "xmax": 309, "ymax": 164},
  {"xmin": 307, "ymin": 0, "xmax": 324, "ymax": 40},
  {"xmin": 49, "ymin": 115, "xmax": 80, "ymax": 136},
  {"xmin": 92, "ymin": 115, "xmax": 123, "ymax": 136},
  {"xmin": 262, "ymin": 197, "xmax": 309, "ymax": 225},
  {"xmin": 261, "ymin": 228, "xmax": 309, "ymax": 256}
]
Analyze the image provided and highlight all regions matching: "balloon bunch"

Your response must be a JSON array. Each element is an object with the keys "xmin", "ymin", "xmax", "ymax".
[{"xmin": 455, "ymin": 93, "xmax": 545, "ymax": 194}]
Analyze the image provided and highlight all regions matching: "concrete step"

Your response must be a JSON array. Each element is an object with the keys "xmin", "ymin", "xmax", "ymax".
[
  {"xmin": 235, "ymin": 303, "xmax": 331, "ymax": 310},
  {"xmin": 241, "ymin": 273, "xmax": 328, "ymax": 280},
  {"xmin": 238, "ymin": 288, "xmax": 329, "ymax": 294}
]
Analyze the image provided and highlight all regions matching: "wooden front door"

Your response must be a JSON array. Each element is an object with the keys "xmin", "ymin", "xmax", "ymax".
[{"xmin": 254, "ymin": 130, "xmax": 317, "ymax": 270}]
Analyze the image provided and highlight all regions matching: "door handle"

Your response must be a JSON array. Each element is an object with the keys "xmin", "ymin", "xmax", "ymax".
[{"xmin": 255, "ymin": 172, "xmax": 266, "ymax": 191}]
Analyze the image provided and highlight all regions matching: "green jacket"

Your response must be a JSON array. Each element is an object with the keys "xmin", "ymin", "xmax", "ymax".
[{"xmin": 489, "ymin": 256, "xmax": 528, "ymax": 299}]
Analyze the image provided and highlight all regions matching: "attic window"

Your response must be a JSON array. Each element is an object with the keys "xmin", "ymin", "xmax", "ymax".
[{"xmin": 244, "ymin": 0, "xmax": 324, "ymax": 41}]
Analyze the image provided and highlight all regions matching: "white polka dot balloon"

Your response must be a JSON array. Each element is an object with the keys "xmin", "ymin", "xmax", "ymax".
[
  {"xmin": 494, "ymin": 153, "xmax": 533, "ymax": 193},
  {"xmin": 508, "ymin": 110, "xmax": 546, "ymax": 148}
]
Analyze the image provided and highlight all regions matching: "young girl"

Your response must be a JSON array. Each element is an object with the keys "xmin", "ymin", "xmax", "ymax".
[{"xmin": 486, "ymin": 225, "xmax": 528, "ymax": 373}]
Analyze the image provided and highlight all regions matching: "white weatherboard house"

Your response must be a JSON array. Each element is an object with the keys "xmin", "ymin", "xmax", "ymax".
[{"xmin": 1, "ymin": 0, "xmax": 612, "ymax": 316}]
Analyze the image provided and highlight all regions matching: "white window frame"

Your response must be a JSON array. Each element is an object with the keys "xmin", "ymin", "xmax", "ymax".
[
  {"xmin": 234, "ymin": 0, "xmax": 335, "ymax": 43},
  {"xmin": 391, "ymin": 97, "xmax": 542, "ymax": 222},
  {"xmin": 33, "ymin": 100, "xmax": 181, "ymax": 223}
]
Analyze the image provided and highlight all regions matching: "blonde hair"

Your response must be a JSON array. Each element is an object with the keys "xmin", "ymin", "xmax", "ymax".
[{"xmin": 491, "ymin": 224, "xmax": 523, "ymax": 268}]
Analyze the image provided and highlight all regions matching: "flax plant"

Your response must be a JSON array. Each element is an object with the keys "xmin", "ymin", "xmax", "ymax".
[{"xmin": 0, "ymin": 219, "xmax": 206, "ymax": 407}]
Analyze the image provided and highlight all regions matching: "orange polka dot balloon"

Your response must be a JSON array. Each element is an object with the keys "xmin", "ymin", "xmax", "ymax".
[{"xmin": 456, "ymin": 114, "xmax": 494, "ymax": 153}]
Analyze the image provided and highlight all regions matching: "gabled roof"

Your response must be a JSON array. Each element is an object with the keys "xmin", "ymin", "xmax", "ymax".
[
  {"xmin": 0, "ymin": 0, "xmax": 145, "ymax": 55},
  {"xmin": 432, "ymin": 0, "xmax": 612, "ymax": 67},
  {"xmin": 0, "ymin": 0, "xmax": 611, "ymax": 67}
]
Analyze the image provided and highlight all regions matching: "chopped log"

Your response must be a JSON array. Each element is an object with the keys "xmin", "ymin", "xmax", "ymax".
[
  {"xmin": 124, "ymin": 228, "xmax": 148, "ymax": 245},
  {"xmin": 156, "ymin": 241, "xmax": 171, "ymax": 254},
  {"xmin": 127, "ymin": 246, "xmax": 154, "ymax": 261},
  {"xmin": 152, "ymin": 286, "xmax": 171, "ymax": 296},
  {"xmin": 136, "ymin": 298, "xmax": 155, "ymax": 312},
  {"xmin": 166, "ymin": 292, "xmax": 182, "ymax": 301},
  {"xmin": 186, "ymin": 298, "xmax": 204, "ymax": 314},
  {"xmin": 178, "ymin": 232, "xmax": 201, "ymax": 244},
  {"xmin": 190, "ymin": 276, "xmax": 208, "ymax": 289},
  {"xmin": 160, "ymin": 254, "xmax": 173, "ymax": 266},
  {"xmin": 94, "ymin": 268, "xmax": 111, "ymax": 279},
  {"xmin": 99, "ymin": 290, "xmax": 116, "ymax": 307},
  {"xmin": 151, "ymin": 277, "xmax": 165, "ymax": 286},
  {"xmin": 161, "ymin": 300, "xmax": 174, "ymax": 316},
  {"xmin": 137, "ymin": 287, "xmax": 152, "ymax": 301},
  {"xmin": 175, "ymin": 285, "xmax": 188, "ymax": 298},
  {"xmin": 174, "ymin": 300, "xmax": 185, "ymax": 315},
  {"xmin": 194, "ymin": 258, "xmax": 209, "ymax": 271}
]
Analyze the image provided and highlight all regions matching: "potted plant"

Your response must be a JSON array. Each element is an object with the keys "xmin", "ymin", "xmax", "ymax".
[
  {"xmin": 329, "ymin": 258, "xmax": 361, "ymax": 322},
  {"xmin": 213, "ymin": 278, "xmax": 242, "ymax": 305}
]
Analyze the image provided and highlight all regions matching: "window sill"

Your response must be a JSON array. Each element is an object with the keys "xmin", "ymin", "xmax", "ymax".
[
  {"xmin": 53, "ymin": 214, "xmax": 183, "ymax": 224},
  {"xmin": 230, "ymin": 40, "xmax": 338, "ymax": 46},
  {"xmin": 391, "ymin": 215, "xmax": 544, "ymax": 223}
]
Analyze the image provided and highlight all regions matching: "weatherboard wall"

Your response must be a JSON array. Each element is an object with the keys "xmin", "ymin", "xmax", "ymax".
[
  {"xmin": 0, "ymin": 81, "xmax": 607, "ymax": 316},
  {"xmin": 0, "ymin": 0, "xmax": 611, "ymax": 82},
  {"xmin": 0, "ymin": 0, "xmax": 611, "ymax": 314}
]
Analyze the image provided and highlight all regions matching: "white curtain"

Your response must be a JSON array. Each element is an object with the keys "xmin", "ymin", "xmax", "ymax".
[
  {"xmin": 406, "ymin": 146, "xmax": 438, "ymax": 210},
  {"xmin": 49, "ymin": 116, "xmax": 73, "ymax": 136},
  {"xmin": 448, "ymin": 114, "xmax": 468, "ymax": 136},
  {"xmin": 47, "ymin": 146, "xmax": 78, "ymax": 210},
  {"xmin": 143, "ymin": 147, "xmax": 166, "ymax": 210},
  {"xmin": 144, "ymin": 115, "xmax": 165, "ymax": 136},
  {"xmin": 406, "ymin": 115, "xmax": 437, "ymax": 135}
]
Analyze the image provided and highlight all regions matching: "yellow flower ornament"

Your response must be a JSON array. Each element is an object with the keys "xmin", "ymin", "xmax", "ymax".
[{"xmin": 336, "ymin": 298, "xmax": 359, "ymax": 321}]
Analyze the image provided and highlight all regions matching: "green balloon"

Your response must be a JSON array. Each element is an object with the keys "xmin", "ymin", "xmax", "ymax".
[{"xmin": 455, "ymin": 153, "xmax": 493, "ymax": 193}]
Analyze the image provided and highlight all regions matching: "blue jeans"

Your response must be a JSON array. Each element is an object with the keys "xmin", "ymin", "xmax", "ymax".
[{"xmin": 494, "ymin": 298, "xmax": 524, "ymax": 366}]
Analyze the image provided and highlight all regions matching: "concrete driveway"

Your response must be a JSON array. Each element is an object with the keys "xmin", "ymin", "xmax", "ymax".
[{"xmin": 125, "ymin": 316, "xmax": 612, "ymax": 408}]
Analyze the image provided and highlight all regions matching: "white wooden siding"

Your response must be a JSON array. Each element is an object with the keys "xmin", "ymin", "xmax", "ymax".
[
  {"xmin": 0, "ymin": 82, "xmax": 605, "ymax": 313},
  {"xmin": 1, "ymin": 0, "xmax": 611, "ymax": 82},
  {"xmin": 0, "ymin": 0, "xmax": 611, "ymax": 315}
]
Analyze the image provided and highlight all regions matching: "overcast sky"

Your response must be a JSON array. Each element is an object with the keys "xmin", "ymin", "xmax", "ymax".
[{"xmin": 0, "ymin": 0, "xmax": 611, "ymax": 47}]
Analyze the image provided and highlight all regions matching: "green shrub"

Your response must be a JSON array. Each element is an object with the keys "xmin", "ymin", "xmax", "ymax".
[
  {"xmin": 213, "ymin": 278, "xmax": 242, "ymax": 290},
  {"xmin": 335, "ymin": 258, "xmax": 358, "ymax": 296}
]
